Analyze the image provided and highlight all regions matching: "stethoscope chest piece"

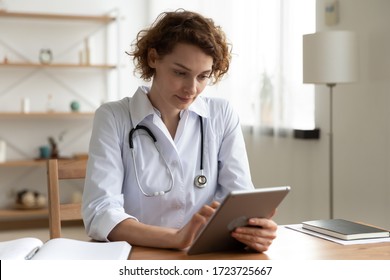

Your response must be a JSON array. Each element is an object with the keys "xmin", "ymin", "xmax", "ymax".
[{"xmin": 194, "ymin": 174, "xmax": 207, "ymax": 188}]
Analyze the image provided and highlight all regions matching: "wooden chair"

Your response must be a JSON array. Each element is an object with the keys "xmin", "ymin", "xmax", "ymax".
[{"xmin": 46, "ymin": 158, "xmax": 87, "ymax": 239}]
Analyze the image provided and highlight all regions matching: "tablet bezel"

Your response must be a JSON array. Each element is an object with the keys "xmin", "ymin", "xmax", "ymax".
[{"xmin": 187, "ymin": 186, "xmax": 291, "ymax": 255}]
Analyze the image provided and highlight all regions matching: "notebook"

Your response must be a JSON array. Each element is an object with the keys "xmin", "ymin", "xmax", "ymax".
[
  {"xmin": 187, "ymin": 186, "xmax": 291, "ymax": 255},
  {"xmin": 302, "ymin": 219, "xmax": 390, "ymax": 240},
  {"xmin": 0, "ymin": 237, "xmax": 131, "ymax": 260}
]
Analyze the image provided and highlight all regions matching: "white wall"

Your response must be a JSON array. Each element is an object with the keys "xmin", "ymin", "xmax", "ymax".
[
  {"xmin": 245, "ymin": 0, "xmax": 390, "ymax": 229},
  {"xmin": 244, "ymin": 134, "xmax": 329, "ymax": 225},
  {"xmin": 318, "ymin": 0, "xmax": 390, "ymax": 228}
]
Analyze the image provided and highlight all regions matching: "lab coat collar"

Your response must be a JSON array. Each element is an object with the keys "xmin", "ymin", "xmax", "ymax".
[
  {"xmin": 189, "ymin": 96, "xmax": 209, "ymax": 119},
  {"xmin": 128, "ymin": 86, "xmax": 155, "ymax": 127},
  {"xmin": 129, "ymin": 86, "xmax": 209, "ymax": 127}
]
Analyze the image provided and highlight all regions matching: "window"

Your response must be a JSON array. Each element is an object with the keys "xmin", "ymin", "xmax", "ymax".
[{"xmin": 148, "ymin": 0, "xmax": 316, "ymax": 131}]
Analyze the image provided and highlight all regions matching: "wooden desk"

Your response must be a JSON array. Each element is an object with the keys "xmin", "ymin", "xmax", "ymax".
[{"xmin": 129, "ymin": 226, "xmax": 390, "ymax": 260}]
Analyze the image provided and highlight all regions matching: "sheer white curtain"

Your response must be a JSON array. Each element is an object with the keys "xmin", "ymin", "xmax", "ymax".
[{"xmin": 147, "ymin": 0, "xmax": 315, "ymax": 133}]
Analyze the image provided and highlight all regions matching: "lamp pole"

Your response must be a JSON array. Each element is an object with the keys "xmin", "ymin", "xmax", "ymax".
[
  {"xmin": 303, "ymin": 30, "xmax": 358, "ymax": 220},
  {"xmin": 327, "ymin": 83, "xmax": 336, "ymax": 219}
]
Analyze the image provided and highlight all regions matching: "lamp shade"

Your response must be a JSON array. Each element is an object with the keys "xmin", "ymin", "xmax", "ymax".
[{"xmin": 303, "ymin": 31, "xmax": 358, "ymax": 84}]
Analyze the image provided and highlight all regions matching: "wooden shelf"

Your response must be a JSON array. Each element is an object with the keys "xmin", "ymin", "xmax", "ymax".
[
  {"xmin": 0, "ymin": 160, "xmax": 47, "ymax": 167},
  {"xmin": 0, "ymin": 10, "xmax": 116, "ymax": 23},
  {"xmin": 0, "ymin": 208, "xmax": 48, "ymax": 229},
  {"xmin": 0, "ymin": 208, "xmax": 48, "ymax": 220},
  {"xmin": 0, "ymin": 62, "xmax": 117, "ymax": 69},
  {"xmin": 0, "ymin": 157, "xmax": 88, "ymax": 167},
  {"xmin": 0, "ymin": 112, "xmax": 94, "ymax": 119}
]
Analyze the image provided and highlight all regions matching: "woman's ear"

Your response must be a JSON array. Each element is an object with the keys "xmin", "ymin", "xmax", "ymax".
[{"xmin": 147, "ymin": 48, "xmax": 159, "ymax": 68}]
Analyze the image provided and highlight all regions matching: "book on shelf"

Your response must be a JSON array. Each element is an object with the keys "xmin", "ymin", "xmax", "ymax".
[
  {"xmin": 0, "ymin": 237, "xmax": 131, "ymax": 260},
  {"xmin": 302, "ymin": 219, "xmax": 390, "ymax": 241}
]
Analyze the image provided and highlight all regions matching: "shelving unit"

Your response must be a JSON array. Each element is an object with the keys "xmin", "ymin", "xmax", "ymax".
[
  {"xmin": 0, "ymin": 10, "xmax": 116, "ymax": 22},
  {"xmin": 0, "ymin": 155, "xmax": 89, "ymax": 224},
  {"xmin": 0, "ymin": 10, "xmax": 119, "ymax": 71},
  {"xmin": 0, "ymin": 112, "xmax": 94, "ymax": 120},
  {"xmin": 0, "ymin": 158, "xmax": 49, "ymax": 223},
  {"xmin": 0, "ymin": 158, "xmax": 82, "ymax": 224},
  {"xmin": 0, "ymin": 62, "xmax": 116, "ymax": 69},
  {"xmin": 0, "ymin": 160, "xmax": 47, "ymax": 167},
  {"xmin": 0, "ymin": 206, "xmax": 49, "ymax": 231},
  {"xmin": 0, "ymin": 208, "xmax": 48, "ymax": 220},
  {"xmin": 0, "ymin": 10, "xmax": 117, "ymax": 226}
]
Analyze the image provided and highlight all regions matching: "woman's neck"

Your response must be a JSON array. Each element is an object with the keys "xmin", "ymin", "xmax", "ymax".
[
  {"xmin": 161, "ymin": 113, "xmax": 180, "ymax": 139},
  {"xmin": 147, "ymin": 91, "xmax": 180, "ymax": 139}
]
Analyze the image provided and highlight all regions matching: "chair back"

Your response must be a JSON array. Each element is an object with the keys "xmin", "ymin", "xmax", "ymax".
[{"xmin": 47, "ymin": 158, "xmax": 87, "ymax": 239}]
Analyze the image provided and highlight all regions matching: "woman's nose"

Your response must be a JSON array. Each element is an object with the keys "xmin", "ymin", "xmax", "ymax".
[{"xmin": 184, "ymin": 78, "xmax": 197, "ymax": 95}]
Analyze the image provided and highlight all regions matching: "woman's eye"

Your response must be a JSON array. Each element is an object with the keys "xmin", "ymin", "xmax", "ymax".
[{"xmin": 174, "ymin": 70, "xmax": 186, "ymax": 76}]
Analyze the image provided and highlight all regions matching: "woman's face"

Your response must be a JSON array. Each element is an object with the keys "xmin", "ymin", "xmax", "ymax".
[{"xmin": 148, "ymin": 43, "xmax": 213, "ymax": 115}]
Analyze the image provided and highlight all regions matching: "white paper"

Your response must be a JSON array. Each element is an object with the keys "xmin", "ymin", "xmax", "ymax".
[
  {"xmin": 284, "ymin": 224, "xmax": 390, "ymax": 245},
  {"xmin": 31, "ymin": 238, "xmax": 131, "ymax": 260},
  {"xmin": 0, "ymin": 237, "xmax": 43, "ymax": 260},
  {"xmin": 0, "ymin": 238, "xmax": 131, "ymax": 260}
]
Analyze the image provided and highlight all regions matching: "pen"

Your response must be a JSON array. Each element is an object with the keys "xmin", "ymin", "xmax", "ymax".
[{"xmin": 25, "ymin": 246, "xmax": 40, "ymax": 260}]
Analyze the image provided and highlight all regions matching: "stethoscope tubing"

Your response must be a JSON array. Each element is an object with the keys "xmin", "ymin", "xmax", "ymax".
[
  {"xmin": 129, "ymin": 115, "xmax": 207, "ymax": 196},
  {"xmin": 129, "ymin": 125, "xmax": 156, "ymax": 148}
]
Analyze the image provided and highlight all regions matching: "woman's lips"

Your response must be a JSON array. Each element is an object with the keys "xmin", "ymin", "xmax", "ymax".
[{"xmin": 176, "ymin": 95, "xmax": 192, "ymax": 103}]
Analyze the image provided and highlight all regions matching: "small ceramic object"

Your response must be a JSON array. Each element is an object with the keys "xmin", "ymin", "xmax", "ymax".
[
  {"xmin": 39, "ymin": 49, "xmax": 53, "ymax": 64},
  {"xmin": 70, "ymin": 101, "xmax": 80, "ymax": 112},
  {"xmin": 39, "ymin": 146, "xmax": 51, "ymax": 159},
  {"xmin": 21, "ymin": 97, "xmax": 30, "ymax": 113},
  {"xmin": 16, "ymin": 189, "xmax": 47, "ymax": 208},
  {"xmin": 0, "ymin": 140, "xmax": 6, "ymax": 162}
]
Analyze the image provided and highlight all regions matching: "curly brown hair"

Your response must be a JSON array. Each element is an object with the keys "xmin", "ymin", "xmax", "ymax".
[{"xmin": 129, "ymin": 9, "xmax": 232, "ymax": 84}]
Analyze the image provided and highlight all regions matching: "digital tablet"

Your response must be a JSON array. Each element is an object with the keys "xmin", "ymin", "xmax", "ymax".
[{"xmin": 187, "ymin": 186, "xmax": 291, "ymax": 255}]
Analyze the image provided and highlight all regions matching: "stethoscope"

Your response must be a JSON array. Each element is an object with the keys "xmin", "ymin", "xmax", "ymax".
[{"xmin": 129, "ymin": 115, "xmax": 207, "ymax": 197}]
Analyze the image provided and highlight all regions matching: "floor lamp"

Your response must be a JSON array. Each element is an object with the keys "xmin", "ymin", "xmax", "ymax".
[{"xmin": 302, "ymin": 31, "xmax": 358, "ymax": 219}]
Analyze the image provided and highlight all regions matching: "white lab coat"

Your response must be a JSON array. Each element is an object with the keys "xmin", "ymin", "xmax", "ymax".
[{"xmin": 82, "ymin": 86, "xmax": 254, "ymax": 241}]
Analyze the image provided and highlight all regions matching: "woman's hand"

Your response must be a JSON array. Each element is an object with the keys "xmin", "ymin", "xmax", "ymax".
[
  {"xmin": 174, "ymin": 201, "xmax": 220, "ymax": 249},
  {"xmin": 231, "ymin": 217, "xmax": 278, "ymax": 252},
  {"xmin": 108, "ymin": 201, "xmax": 220, "ymax": 250}
]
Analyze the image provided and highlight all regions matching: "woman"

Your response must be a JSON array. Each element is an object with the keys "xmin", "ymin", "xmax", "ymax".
[{"xmin": 82, "ymin": 9, "xmax": 277, "ymax": 252}]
